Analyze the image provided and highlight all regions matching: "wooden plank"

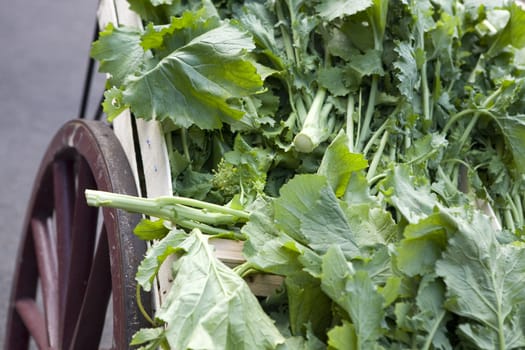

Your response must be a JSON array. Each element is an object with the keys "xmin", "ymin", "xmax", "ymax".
[
  {"xmin": 113, "ymin": 0, "xmax": 143, "ymax": 28},
  {"xmin": 97, "ymin": 1, "xmax": 142, "ymax": 195},
  {"xmin": 244, "ymin": 274, "xmax": 284, "ymax": 297},
  {"xmin": 134, "ymin": 119, "xmax": 173, "ymax": 198},
  {"xmin": 209, "ymin": 237, "xmax": 283, "ymax": 296},
  {"xmin": 210, "ymin": 238, "xmax": 245, "ymax": 267},
  {"xmin": 134, "ymin": 119, "xmax": 175, "ymax": 306},
  {"xmin": 96, "ymin": 0, "xmax": 117, "ymax": 29}
]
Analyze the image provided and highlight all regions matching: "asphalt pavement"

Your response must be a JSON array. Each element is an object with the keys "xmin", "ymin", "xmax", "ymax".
[{"xmin": 0, "ymin": 0, "xmax": 106, "ymax": 341}]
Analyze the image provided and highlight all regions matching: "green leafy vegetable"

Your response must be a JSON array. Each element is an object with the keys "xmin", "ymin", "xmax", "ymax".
[{"xmin": 88, "ymin": 0, "xmax": 525, "ymax": 348}]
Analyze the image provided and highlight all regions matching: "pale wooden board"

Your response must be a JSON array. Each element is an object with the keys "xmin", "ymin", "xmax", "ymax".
[{"xmin": 97, "ymin": 0, "xmax": 141, "ymax": 195}]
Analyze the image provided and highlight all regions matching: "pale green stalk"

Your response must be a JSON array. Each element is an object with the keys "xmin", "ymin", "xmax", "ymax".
[
  {"xmin": 421, "ymin": 310, "xmax": 446, "ymax": 350},
  {"xmin": 356, "ymin": 75, "xmax": 379, "ymax": 152},
  {"xmin": 346, "ymin": 95, "xmax": 355, "ymax": 152},
  {"xmin": 85, "ymin": 190, "xmax": 250, "ymax": 225},
  {"xmin": 367, "ymin": 130, "xmax": 389, "ymax": 182}
]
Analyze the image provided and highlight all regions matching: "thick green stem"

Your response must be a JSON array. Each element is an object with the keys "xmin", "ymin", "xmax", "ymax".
[
  {"xmin": 177, "ymin": 220, "xmax": 243, "ymax": 238},
  {"xmin": 421, "ymin": 310, "xmax": 446, "ymax": 350},
  {"xmin": 367, "ymin": 130, "xmax": 389, "ymax": 182},
  {"xmin": 437, "ymin": 165, "xmax": 457, "ymax": 194},
  {"xmin": 442, "ymin": 109, "xmax": 490, "ymax": 135},
  {"xmin": 493, "ymin": 275, "xmax": 506, "ymax": 350},
  {"xmin": 136, "ymin": 283, "xmax": 155, "ymax": 326},
  {"xmin": 181, "ymin": 128, "xmax": 191, "ymax": 164},
  {"xmin": 443, "ymin": 86, "xmax": 502, "ymax": 135},
  {"xmin": 233, "ymin": 262, "xmax": 258, "ymax": 278},
  {"xmin": 275, "ymin": 0, "xmax": 295, "ymax": 64},
  {"xmin": 295, "ymin": 95, "xmax": 308, "ymax": 125},
  {"xmin": 293, "ymin": 87, "xmax": 329, "ymax": 152},
  {"xmin": 355, "ymin": 90, "xmax": 363, "ymax": 151},
  {"xmin": 357, "ymin": 75, "xmax": 379, "ymax": 152},
  {"xmin": 85, "ymin": 190, "xmax": 250, "ymax": 225},
  {"xmin": 506, "ymin": 193, "xmax": 522, "ymax": 229},
  {"xmin": 421, "ymin": 60, "xmax": 431, "ymax": 124},
  {"xmin": 416, "ymin": 8, "xmax": 431, "ymax": 127},
  {"xmin": 504, "ymin": 207, "xmax": 516, "ymax": 233},
  {"xmin": 346, "ymin": 95, "xmax": 355, "ymax": 152},
  {"xmin": 456, "ymin": 113, "xmax": 480, "ymax": 153},
  {"xmin": 513, "ymin": 193, "xmax": 524, "ymax": 228},
  {"xmin": 362, "ymin": 118, "xmax": 388, "ymax": 157}
]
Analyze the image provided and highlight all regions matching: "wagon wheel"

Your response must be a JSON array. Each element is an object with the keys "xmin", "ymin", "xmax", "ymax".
[{"xmin": 5, "ymin": 120, "xmax": 151, "ymax": 349}]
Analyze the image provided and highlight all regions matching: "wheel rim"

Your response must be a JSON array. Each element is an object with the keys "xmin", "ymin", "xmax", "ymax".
[{"xmin": 5, "ymin": 120, "xmax": 150, "ymax": 349}]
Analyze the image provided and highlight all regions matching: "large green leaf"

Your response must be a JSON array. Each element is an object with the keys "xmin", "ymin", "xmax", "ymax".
[
  {"xmin": 396, "ymin": 212, "xmax": 455, "ymax": 277},
  {"xmin": 274, "ymin": 174, "xmax": 360, "ymax": 258},
  {"xmin": 489, "ymin": 2, "xmax": 525, "ymax": 55},
  {"xmin": 157, "ymin": 230, "xmax": 286, "ymax": 349},
  {"xmin": 495, "ymin": 113, "xmax": 525, "ymax": 174},
  {"xmin": 135, "ymin": 229, "xmax": 187, "ymax": 291},
  {"xmin": 242, "ymin": 201, "xmax": 305, "ymax": 276},
  {"xmin": 286, "ymin": 271, "xmax": 332, "ymax": 338},
  {"xmin": 435, "ymin": 212, "xmax": 525, "ymax": 349},
  {"xmin": 123, "ymin": 23, "xmax": 264, "ymax": 129},
  {"xmin": 381, "ymin": 165, "xmax": 438, "ymax": 224},
  {"xmin": 412, "ymin": 277, "xmax": 452, "ymax": 350},
  {"xmin": 318, "ymin": 131, "xmax": 368, "ymax": 198},
  {"xmin": 90, "ymin": 23, "xmax": 146, "ymax": 87},
  {"xmin": 321, "ymin": 246, "xmax": 385, "ymax": 349},
  {"xmin": 327, "ymin": 321, "xmax": 357, "ymax": 350}
]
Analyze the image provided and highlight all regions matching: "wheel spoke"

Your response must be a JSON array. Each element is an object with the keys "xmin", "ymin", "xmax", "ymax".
[
  {"xmin": 53, "ymin": 158, "xmax": 75, "ymax": 312},
  {"xmin": 31, "ymin": 218, "xmax": 60, "ymax": 347},
  {"xmin": 69, "ymin": 225, "xmax": 112, "ymax": 350},
  {"xmin": 15, "ymin": 299, "xmax": 49, "ymax": 349},
  {"xmin": 62, "ymin": 157, "xmax": 98, "ymax": 349}
]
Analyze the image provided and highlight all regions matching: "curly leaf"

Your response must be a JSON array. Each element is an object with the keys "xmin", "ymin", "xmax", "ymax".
[{"xmin": 321, "ymin": 246, "xmax": 385, "ymax": 349}]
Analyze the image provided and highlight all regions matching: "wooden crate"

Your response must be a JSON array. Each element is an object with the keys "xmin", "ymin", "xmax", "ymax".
[{"xmin": 96, "ymin": 0, "xmax": 282, "ymax": 307}]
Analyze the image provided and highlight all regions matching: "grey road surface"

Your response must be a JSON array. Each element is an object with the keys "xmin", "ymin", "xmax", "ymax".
[{"xmin": 0, "ymin": 0, "xmax": 106, "ymax": 341}]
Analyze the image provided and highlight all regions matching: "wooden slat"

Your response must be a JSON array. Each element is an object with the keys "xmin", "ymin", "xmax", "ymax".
[
  {"xmin": 209, "ymin": 238, "xmax": 283, "ymax": 296},
  {"xmin": 134, "ymin": 119, "xmax": 173, "ymax": 198},
  {"xmin": 133, "ymin": 119, "xmax": 174, "ymax": 305},
  {"xmin": 97, "ymin": 0, "xmax": 142, "ymax": 198},
  {"xmin": 210, "ymin": 238, "xmax": 245, "ymax": 267},
  {"xmin": 96, "ymin": 0, "xmax": 117, "ymax": 29},
  {"xmin": 244, "ymin": 274, "xmax": 284, "ymax": 297}
]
